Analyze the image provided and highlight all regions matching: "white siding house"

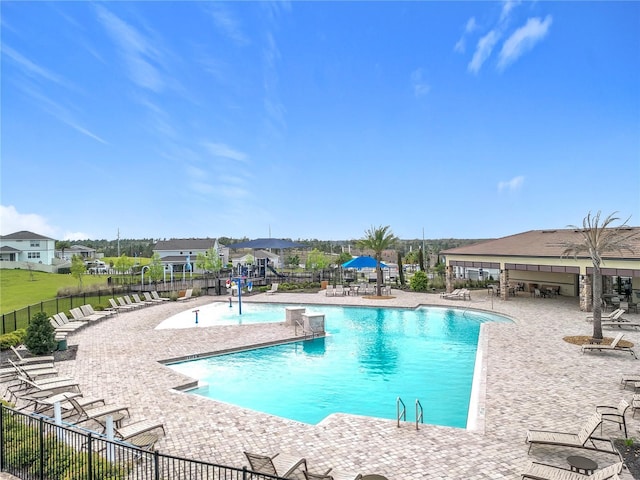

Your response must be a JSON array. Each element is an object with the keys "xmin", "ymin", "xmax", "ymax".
[
  {"xmin": 0, "ymin": 231, "xmax": 57, "ymax": 271},
  {"xmin": 153, "ymin": 238, "xmax": 229, "ymax": 273}
]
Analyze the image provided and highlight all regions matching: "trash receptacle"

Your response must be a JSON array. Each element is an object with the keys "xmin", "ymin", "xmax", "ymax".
[
  {"xmin": 321, "ymin": 280, "xmax": 329, "ymax": 290},
  {"xmin": 57, "ymin": 338, "xmax": 68, "ymax": 351}
]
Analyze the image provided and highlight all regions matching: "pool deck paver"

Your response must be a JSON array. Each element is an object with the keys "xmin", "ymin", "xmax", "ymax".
[{"xmin": 7, "ymin": 288, "xmax": 640, "ymax": 479}]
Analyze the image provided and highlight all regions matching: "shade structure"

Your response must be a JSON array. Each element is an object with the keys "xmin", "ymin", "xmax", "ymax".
[
  {"xmin": 341, "ymin": 256, "xmax": 387, "ymax": 270},
  {"xmin": 227, "ymin": 238, "xmax": 306, "ymax": 249}
]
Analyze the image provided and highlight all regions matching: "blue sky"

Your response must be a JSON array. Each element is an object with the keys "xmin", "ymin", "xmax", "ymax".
[{"xmin": 2, "ymin": 1, "xmax": 639, "ymax": 242}]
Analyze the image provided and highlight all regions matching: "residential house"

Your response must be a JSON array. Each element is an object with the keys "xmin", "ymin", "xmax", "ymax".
[
  {"xmin": 153, "ymin": 238, "xmax": 229, "ymax": 274},
  {"xmin": 0, "ymin": 231, "xmax": 57, "ymax": 272}
]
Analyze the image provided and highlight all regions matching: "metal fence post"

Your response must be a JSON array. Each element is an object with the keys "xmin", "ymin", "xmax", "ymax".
[
  {"xmin": 39, "ymin": 417, "xmax": 44, "ymax": 480},
  {"xmin": 0, "ymin": 404, "xmax": 4, "ymax": 471},
  {"xmin": 154, "ymin": 450, "xmax": 161, "ymax": 480},
  {"xmin": 87, "ymin": 433, "xmax": 93, "ymax": 480}
]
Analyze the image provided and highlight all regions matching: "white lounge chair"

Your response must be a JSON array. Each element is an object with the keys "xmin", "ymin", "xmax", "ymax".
[
  {"xmin": 265, "ymin": 283, "xmax": 279, "ymax": 295},
  {"xmin": 521, "ymin": 461, "xmax": 622, "ymax": 480},
  {"xmin": 525, "ymin": 412, "xmax": 615, "ymax": 454},
  {"xmin": 581, "ymin": 332, "xmax": 637, "ymax": 358},
  {"xmin": 151, "ymin": 291, "xmax": 170, "ymax": 302},
  {"xmin": 587, "ymin": 308, "xmax": 625, "ymax": 322},
  {"xmin": 176, "ymin": 288, "xmax": 193, "ymax": 301}
]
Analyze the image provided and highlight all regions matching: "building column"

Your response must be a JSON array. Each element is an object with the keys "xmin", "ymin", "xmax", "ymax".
[
  {"xmin": 500, "ymin": 269, "xmax": 509, "ymax": 301},
  {"xmin": 445, "ymin": 265, "xmax": 454, "ymax": 293},
  {"xmin": 580, "ymin": 274, "xmax": 592, "ymax": 312}
]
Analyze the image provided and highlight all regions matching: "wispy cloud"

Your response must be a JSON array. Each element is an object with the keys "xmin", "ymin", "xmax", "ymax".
[
  {"xmin": 202, "ymin": 142, "xmax": 248, "ymax": 163},
  {"xmin": 410, "ymin": 68, "xmax": 430, "ymax": 97},
  {"xmin": 94, "ymin": 5, "xmax": 165, "ymax": 92},
  {"xmin": 454, "ymin": 17, "xmax": 478, "ymax": 54},
  {"xmin": 498, "ymin": 175, "xmax": 524, "ymax": 192},
  {"xmin": 468, "ymin": 30, "xmax": 500, "ymax": 74},
  {"xmin": 498, "ymin": 16, "xmax": 553, "ymax": 71},
  {"xmin": 2, "ymin": 45, "xmax": 71, "ymax": 88},
  {"xmin": 18, "ymin": 83, "xmax": 108, "ymax": 144},
  {"xmin": 207, "ymin": 3, "xmax": 249, "ymax": 46},
  {"xmin": 500, "ymin": 0, "xmax": 521, "ymax": 23}
]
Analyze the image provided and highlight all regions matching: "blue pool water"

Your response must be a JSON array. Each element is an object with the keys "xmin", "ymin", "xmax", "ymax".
[{"xmin": 167, "ymin": 304, "xmax": 510, "ymax": 426}]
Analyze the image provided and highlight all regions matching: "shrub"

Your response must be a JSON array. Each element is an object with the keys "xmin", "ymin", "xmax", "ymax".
[
  {"xmin": 23, "ymin": 312, "xmax": 57, "ymax": 355},
  {"xmin": 0, "ymin": 330, "xmax": 25, "ymax": 351},
  {"xmin": 410, "ymin": 271, "xmax": 429, "ymax": 292}
]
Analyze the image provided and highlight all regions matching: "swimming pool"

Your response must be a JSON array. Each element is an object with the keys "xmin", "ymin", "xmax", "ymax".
[{"xmin": 166, "ymin": 304, "xmax": 510, "ymax": 427}]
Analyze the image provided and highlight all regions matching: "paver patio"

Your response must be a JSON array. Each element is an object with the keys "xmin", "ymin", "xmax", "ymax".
[{"xmin": 8, "ymin": 288, "xmax": 640, "ymax": 479}]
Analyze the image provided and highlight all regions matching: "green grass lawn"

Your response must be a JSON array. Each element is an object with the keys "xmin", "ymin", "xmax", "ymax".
[{"xmin": 0, "ymin": 269, "xmax": 109, "ymax": 314}]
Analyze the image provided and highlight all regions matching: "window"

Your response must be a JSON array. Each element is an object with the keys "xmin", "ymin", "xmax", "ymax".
[
  {"xmin": 28, "ymin": 252, "xmax": 41, "ymax": 259},
  {"xmin": 30, "ymin": 241, "xmax": 40, "ymax": 247}
]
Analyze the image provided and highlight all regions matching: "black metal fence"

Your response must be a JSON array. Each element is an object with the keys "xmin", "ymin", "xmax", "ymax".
[
  {"xmin": 0, "ymin": 406, "xmax": 284, "ymax": 480},
  {"xmin": 0, "ymin": 271, "xmax": 335, "ymax": 335}
]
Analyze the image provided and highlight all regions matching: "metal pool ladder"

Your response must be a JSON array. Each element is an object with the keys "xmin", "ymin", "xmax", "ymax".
[
  {"xmin": 397, "ymin": 397, "xmax": 424, "ymax": 430},
  {"xmin": 396, "ymin": 397, "xmax": 406, "ymax": 427},
  {"xmin": 415, "ymin": 399, "xmax": 424, "ymax": 430}
]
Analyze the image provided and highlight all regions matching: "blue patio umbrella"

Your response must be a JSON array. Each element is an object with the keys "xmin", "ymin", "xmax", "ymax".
[{"xmin": 341, "ymin": 256, "xmax": 388, "ymax": 270}]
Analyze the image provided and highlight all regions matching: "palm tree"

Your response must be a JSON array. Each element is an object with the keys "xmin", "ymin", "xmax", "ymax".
[
  {"xmin": 562, "ymin": 211, "xmax": 637, "ymax": 342},
  {"xmin": 357, "ymin": 225, "xmax": 397, "ymax": 296}
]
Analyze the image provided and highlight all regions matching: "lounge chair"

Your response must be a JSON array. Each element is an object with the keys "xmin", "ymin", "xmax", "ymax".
[
  {"xmin": 177, "ymin": 288, "xmax": 193, "ymax": 301},
  {"xmin": 16, "ymin": 391, "xmax": 104, "ymax": 415},
  {"xmin": 109, "ymin": 298, "xmax": 135, "ymax": 312},
  {"xmin": 265, "ymin": 283, "xmax": 279, "ymax": 295},
  {"xmin": 122, "ymin": 296, "xmax": 145, "ymax": 309},
  {"xmin": 586, "ymin": 309, "xmax": 625, "ymax": 322},
  {"xmin": 244, "ymin": 451, "xmax": 308, "ymax": 478},
  {"xmin": 132, "ymin": 293, "xmax": 153, "ymax": 306},
  {"xmin": 115, "ymin": 419, "xmax": 165, "ymax": 451},
  {"xmin": 151, "ymin": 291, "xmax": 170, "ymax": 302},
  {"xmin": 49, "ymin": 313, "xmax": 84, "ymax": 332},
  {"xmin": 8, "ymin": 375, "xmax": 80, "ymax": 403},
  {"xmin": 602, "ymin": 319, "xmax": 640, "ymax": 329},
  {"xmin": 304, "ymin": 471, "xmax": 363, "ymax": 480},
  {"xmin": 67, "ymin": 396, "xmax": 130, "ymax": 428},
  {"xmin": 441, "ymin": 289, "xmax": 461, "ymax": 299},
  {"xmin": 525, "ymin": 412, "xmax": 615, "ymax": 454},
  {"xmin": 596, "ymin": 398, "xmax": 630, "ymax": 437},
  {"xmin": 10, "ymin": 346, "xmax": 54, "ymax": 366},
  {"xmin": 144, "ymin": 291, "xmax": 164, "ymax": 303},
  {"xmin": 581, "ymin": 332, "xmax": 637, "ymax": 358},
  {"xmin": 521, "ymin": 461, "xmax": 622, "ymax": 480},
  {"xmin": 325, "ymin": 285, "xmax": 335, "ymax": 296},
  {"xmin": 80, "ymin": 304, "xmax": 111, "ymax": 320}
]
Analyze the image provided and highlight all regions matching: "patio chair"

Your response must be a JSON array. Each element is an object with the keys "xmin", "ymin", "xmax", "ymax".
[
  {"xmin": 177, "ymin": 288, "xmax": 194, "ymax": 301},
  {"xmin": 67, "ymin": 396, "xmax": 130, "ymax": 428},
  {"xmin": 151, "ymin": 291, "xmax": 170, "ymax": 302},
  {"xmin": 132, "ymin": 293, "xmax": 154, "ymax": 306},
  {"xmin": 115, "ymin": 419, "xmax": 166, "ymax": 451},
  {"xmin": 144, "ymin": 291, "xmax": 165, "ymax": 303},
  {"xmin": 521, "ymin": 460, "xmax": 622, "ymax": 480},
  {"xmin": 10, "ymin": 346, "xmax": 54, "ymax": 366},
  {"xmin": 265, "ymin": 284, "xmax": 279, "ymax": 295},
  {"xmin": 581, "ymin": 332, "xmax": 637, "ymax": 359},
  {"xmin": 525, "ymin": 412, "xmax": 615, "ymax": 454},
  {"xmin": 441, "ymin": 289, "xmax": 461, "ymax": 299},
  {"xmin": 8, "ymin": 375, "xmax": 80, "ymax": 403},
  {"xmin": 244, "ymin": 451, "xmax": 308, "ymax": 478},
  {"xmin": 586, "ymin": 309, "xmax": 625, "ymax": 322},
  {"xmin": 596, "ymin": 398, "xmax": 630, "ymax": 437},
  {"xmin": 109, "ymin": 298, "xmax": 135, "ymax": 312},
  {"xmin": 325, "ymin": 285, "xmax": 335, "ymax": 296},
  {"xmin": 123, "ymin": 295, "xmax": 146, "ymax": 308},
  {"xmin": 79, "ymin": 304, "xmax": 111, "ymax": 321}
]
